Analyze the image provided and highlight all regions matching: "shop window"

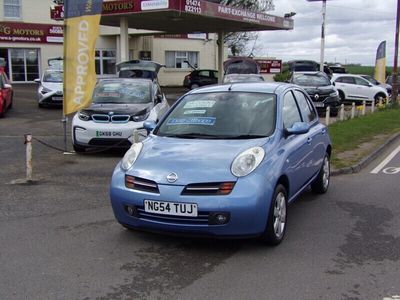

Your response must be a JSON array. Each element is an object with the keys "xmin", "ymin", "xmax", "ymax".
[
  {"xmin": 4, "ymin": 0, "xmax": 21, "ymax": 18},
  {"xmin": 95, "ymin": 50, "xmax": 116, "ymax": 75},
  {"xmin": 165, "ymin": 51, "xmax": 198, "ymax": 69},
  {"xmin": 9, "ymin": 48, "xmax": 39, "ymax": 82}
]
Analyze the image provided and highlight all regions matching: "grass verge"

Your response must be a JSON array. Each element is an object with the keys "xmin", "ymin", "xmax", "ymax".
[{"xmin": 328, "ymin": 106, "xmax": 400, "ymax": 169}]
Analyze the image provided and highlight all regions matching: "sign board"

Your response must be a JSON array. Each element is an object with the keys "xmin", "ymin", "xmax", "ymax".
[
  {"xmin": 0, "ymin": 22, "xmax": 63, "ymax": 44},
  {"xmin": 255, "ymin": 59, "xmax": 282, "ymax": 74}
]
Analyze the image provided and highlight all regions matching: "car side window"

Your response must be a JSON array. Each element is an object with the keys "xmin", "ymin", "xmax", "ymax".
[
  {"xmin": 354, "ymin": 77, "xmax": 370, "ymax": 86},
  {"xmin": 340, "ymin": 76, "xmax": 356, "ymax": 84},
  {"xmin": 293, "ymin": 90, "xmax": 317, "ymax": 123},
  {"xmin": 283, "ymin": 91, "xmax": 302, "ymax": 129},
  {"xmin": 198, "ymin": 70, "xmax": 210, "ymax": 77}
]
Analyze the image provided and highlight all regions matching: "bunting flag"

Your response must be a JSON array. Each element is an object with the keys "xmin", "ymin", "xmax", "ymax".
[
  {"xmin": 63, "ymin": 0, "xmax": 103, "ymax": 115},
  {"xmin": 374, "ymin": 41, "xmax": 386, "ymax": 84}
]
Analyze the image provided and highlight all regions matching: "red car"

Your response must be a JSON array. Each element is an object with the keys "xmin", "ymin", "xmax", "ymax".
[{"xmin": 0, "ymin": 58, "xmax": 13, "ymax": 118}]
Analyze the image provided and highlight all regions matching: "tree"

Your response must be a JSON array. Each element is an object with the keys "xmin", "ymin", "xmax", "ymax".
[{"xmin": 220, "ymin": 0, "xmax": 275, "ymax": 56}]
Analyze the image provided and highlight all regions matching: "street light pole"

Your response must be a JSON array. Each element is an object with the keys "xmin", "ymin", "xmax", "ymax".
[
  {"xmin": 320, "ymin": 0, "xmax": 327, "ymax": 72},
  {"xmin": 391, "ymin": 0, "xmax": 400, "ymax": 104}
]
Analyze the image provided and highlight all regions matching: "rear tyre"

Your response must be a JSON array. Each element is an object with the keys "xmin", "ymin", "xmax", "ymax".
[
  {"xmin": 260, "ymin": 184, "xmax": 287, "ymax": 246},
  {"xmin": 73, "ymin": 144, "xmax": 86, "ymax": 153},
  {"xmin": 311, "ymin": 153, "xmax": 330, "ymax": 194}
]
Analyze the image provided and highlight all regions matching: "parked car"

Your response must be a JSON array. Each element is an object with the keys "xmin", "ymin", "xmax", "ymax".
[
  {"xmin": 183, "ymin": 69, "xmax": 218, "ymax": 89},
  {"xmin": 329, "ymin": 65, "xmax": 347, "ymax": 74},
  {"xmin": 71, "ymin": 78, "xmax": 169, "ymax": 152},
  {"xmin": 110, "ymin": 82, "xmax": 332, "ymax": 245},
  {"xmin": 0, "ymin": 58, "xmax": 13, "ymax": 118},
  {"xmin": 386, "ymin": 75, "xmax": 400, "ymax": 87},
  {"xmin": 288, "ymin": 60, "xmax": 332, "ymax": 77},
  {"xmin": 34, "ymin": 68, "xmax": 63, "ymax": 108},
  {"xmin": 289, "ymin": 71, "xmax": 340, "ymax": 116},
  {"xmin": 223, "ymin": 57, "xmax": 261, "ymax": 75},
  {"xmin": 117, "ymin": 60, "xmax": 163, "ymax": 82},
  {"xmin": 359, "ymin": 74, "xmax": 392, "ymax": 97},
  {"xmin": 331, "ymin": 74, "xmax": 389, "ymax": 104},
  {"xmin": 223, "ymin": 73, "xmax": 265, "ymax": 83}
]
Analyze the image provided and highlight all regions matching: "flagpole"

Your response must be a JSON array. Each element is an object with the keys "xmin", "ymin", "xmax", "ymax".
[{"xmin": 62, "ymin": 2, "xmax": 67, "ymax": 152}]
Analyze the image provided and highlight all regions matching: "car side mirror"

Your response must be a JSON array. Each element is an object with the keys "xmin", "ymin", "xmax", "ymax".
[
  {"xmin": 284, "ymin": 122, "xmax": 310, "ymax": 136},
  {"xmin": 332, "ymin": 81, "xmax": 335, "ymax": 86},
  {"xmin": 143, "ymin": 120, "xmax": 157, "ymax": 134},
  {"xmin": 34, "ymin": 78, "xmax": 41, "ymax": 83},
  {"xmin": 155, "ymin": 94, "xmax": 163, "ymax": 104},
  {"xmin": 3, "ymin": 83, "xmax": 12, "ymax": 89}
]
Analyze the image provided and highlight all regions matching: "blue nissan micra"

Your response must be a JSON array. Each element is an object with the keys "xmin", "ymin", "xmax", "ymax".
[{"xmin": 110, "ymin": 82, "xmax": 332, "ymax": 245}]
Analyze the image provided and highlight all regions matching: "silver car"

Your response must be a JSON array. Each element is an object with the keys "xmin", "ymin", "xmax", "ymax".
[{"xmin": 34, "ymin": 69, "xmax": 63, "ymax": 108}]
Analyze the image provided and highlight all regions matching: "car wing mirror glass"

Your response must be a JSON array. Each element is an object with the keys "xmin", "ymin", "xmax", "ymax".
[{"xmin": 285, "ymin": 122, "xmax": 310, "ymax": 136}]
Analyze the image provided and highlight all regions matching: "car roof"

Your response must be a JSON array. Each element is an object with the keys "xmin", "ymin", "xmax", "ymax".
[
  {"xmin": 331, "ymin": 73, "xmax": 363, "ymax": 79},
  {"xmin": 293, "ymin": 71, "xmax": 326, "ymax": 76},
  {"xmin": 186, "ymin": 82, "xmax": 293, "ymax": 95}
]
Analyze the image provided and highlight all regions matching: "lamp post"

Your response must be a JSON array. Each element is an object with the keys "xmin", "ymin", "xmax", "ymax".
[
  {"xmin": 391, "ymin": 0, "xmax": 400, "ymax": 104},
  {"xmin": 307, "ymin": 0, "xmax": 328, "ymax": 72}
]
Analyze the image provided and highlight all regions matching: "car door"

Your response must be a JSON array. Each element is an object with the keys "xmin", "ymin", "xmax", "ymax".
[
  {"xmin": 197, "ymin": 70, "xmax": 214, "ymax": 86},
  {"xmin": 334, "ymin": 76, "xmax": 357, "ymax": 100},
  {"xmin": 152, "ymin": 84, "xmax": 169, "ymax": 119},
  {"xmin": 281, "ymin": 90, "xmax": 315, "ymax": 197},
  {"xmin": 354, "ymin": 76, "xmax": 374, "ymax": 100},
  {"xmin": 293, "ymin": 89, "xmax": 327, "ymax": 177}
]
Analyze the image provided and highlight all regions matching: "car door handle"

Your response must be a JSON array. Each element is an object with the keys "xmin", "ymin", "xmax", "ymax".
[
  {"xmin": 307, "ymin": 137, "xmax": 312, "ymax": 144},
  {"xmin": 321, "ymin": 128, "xmax": 326, "ymax": 134}
]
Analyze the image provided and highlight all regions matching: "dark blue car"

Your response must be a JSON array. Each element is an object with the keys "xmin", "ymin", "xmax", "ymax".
[{"xmin": 110, "ymin": 82, "xmax": 332, "ymax": 245}]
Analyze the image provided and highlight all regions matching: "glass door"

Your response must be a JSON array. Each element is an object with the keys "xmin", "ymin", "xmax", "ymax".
[{"xmin": 10, "ymin": 48, "xmax": 39, "ymax": 82}]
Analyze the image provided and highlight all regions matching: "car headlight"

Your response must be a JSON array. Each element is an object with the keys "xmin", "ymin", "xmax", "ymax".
[
  {"xmin": 132, "ymin": 111, "xmax": 150, "ymax": 122},
  {"xmin": 231, "ymin": 147, "xmax": 265, "ymax": 177},
  {"xmin": 121, "ymin": 142, "xmax": 143, "ymax": 171},
  {"xmin": 40, "ymin": 86, "xmax": 52, "ymax": 94},
  {"xmin": 78, "ymin": 111, "xmax": 91, "ymax": 121},
  {"xmin": 329, "ymin": 90, "xmax": 339, "ymax": 97}
]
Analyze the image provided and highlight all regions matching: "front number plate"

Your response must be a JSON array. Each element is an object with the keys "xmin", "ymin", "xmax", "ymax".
[
  {"xmin": 144, "ymin": 200, "xmax": 198, "ymax": 217},
  {"xmin": 313, "ymin": 102, "xmax": 325, "ymax": 107}
]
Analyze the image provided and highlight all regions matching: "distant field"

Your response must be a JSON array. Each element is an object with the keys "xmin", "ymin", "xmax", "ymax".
[{"xmin": 341, "ymin": 65, "xmax": 393, "ymax": 77}]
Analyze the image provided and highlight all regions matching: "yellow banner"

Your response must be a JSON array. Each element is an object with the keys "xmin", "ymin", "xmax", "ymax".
[
  {"xmin": 374, "ymin": 58, "xmax": 386, "ymax": 84},
  {"xmin": 63, "ymin": 14, "xmax": 101, "ymax": 115}
]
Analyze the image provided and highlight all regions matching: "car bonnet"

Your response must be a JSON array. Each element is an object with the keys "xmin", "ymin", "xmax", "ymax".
[{"xmin": 126, "ymin": 135, "xmax": 267, "ymax": 185}]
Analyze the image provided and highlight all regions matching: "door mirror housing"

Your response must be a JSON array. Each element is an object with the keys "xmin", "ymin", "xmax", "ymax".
[
  {"xmin": 3, "ymin": 83, "xmax": 12, "ymax": 89},
  {"xmin": 285, "ymin": 122, "xmax": 311, "ymax": 136},
  {"xmin": 34, "ymin": 78, "xmax": 41, "ymax": 83},
  {"xmin": 143, "ymin": 120, "xmax": 157, "ymax": 134}
]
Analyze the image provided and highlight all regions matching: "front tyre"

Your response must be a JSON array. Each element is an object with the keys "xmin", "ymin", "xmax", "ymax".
[
  {"xmin": 260, "ymin": 184, "xmax": 287, "ymax": 246},
  {"xmin": 311, "ymin": 153, "xmax": 330, "ymax": 194}
]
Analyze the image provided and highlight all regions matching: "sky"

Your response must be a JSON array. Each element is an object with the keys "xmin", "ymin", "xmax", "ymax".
[{"xmin": 255, "ymin": 0, "xmax": 398, "ymax": 66}]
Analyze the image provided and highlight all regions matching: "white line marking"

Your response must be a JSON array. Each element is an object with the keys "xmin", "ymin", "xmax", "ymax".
[{"xmin": 371, "ymin": 144, "xmax": 400, "ymax": 174}]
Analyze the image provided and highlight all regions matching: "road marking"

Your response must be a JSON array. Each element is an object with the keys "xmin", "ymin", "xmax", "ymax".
[{"xmin": 371, "ymin": 144, "xmax": 400, "ymax": 174}]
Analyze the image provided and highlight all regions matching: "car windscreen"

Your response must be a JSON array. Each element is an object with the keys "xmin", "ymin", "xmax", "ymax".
[
  {"xmin": 155, "ymin": 92, "xmax": 276, "ymax": 139},
  {"xmin": 293, "ymin": 74, "xmax": 331, "ymax": 87},
  {"xmin": 92, "ymin": 81, "xmax": 151, "ymax": 104},
  {"xmin": 43, "ymin": 71, "xmax": 63, "ymax": 82}
]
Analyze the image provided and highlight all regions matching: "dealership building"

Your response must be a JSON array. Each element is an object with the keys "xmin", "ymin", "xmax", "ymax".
[{"xmin": 0, "ymin": 0, "xmax": 291, "ymax": 85}]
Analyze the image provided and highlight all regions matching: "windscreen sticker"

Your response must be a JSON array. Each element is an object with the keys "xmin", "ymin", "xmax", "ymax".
[
  {"xmin": 167, "ymin": 117, "xmax": 216, "ymax": 126},
  {"xmin": 183, "ymin": 100, "xmax": 215, "ymax": 109},
  {"xmin": 183, "ymin": 109, "xmax": 207, "ymax": 115},
  {"xmin": 96, "ymin": 92, "xmax": 120, "ymax": 98}
]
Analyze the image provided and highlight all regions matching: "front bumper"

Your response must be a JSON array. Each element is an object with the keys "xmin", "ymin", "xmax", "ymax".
[
  {"xmin": 72, "ymin": 115, "xmax": 147, "ymax": 148},
  {"xmin": 312, "ymin": 95, "xmax": 341, "ymax": 114},
  {"xmin": 38, "ymin": 91, "xmax": 63, "ymax": 106},
  {"xmin": 109, "ymin": 164, "xmax": 274, "ymax": 237}
]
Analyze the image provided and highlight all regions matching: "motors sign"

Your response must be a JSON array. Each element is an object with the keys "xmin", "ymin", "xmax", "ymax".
[
  {"xmin": 255, "ymin": 59, "xmax": 282, "ymax": 74},
  {"xmin": 0, "ymin": 22, "xmax": 63, "ymax": 44}
]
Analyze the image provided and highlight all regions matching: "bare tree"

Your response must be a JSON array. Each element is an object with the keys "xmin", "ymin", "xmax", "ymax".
[{"xmin": 220, "ymin": 0, "xmax": 274, "ymax": 56}]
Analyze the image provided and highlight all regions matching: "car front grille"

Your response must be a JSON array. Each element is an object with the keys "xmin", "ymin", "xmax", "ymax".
[
  {"xmin": 136, "ymin": 207, "xmax": 210, "ymax": 225},
  {"xmin": 181, "ymin": 182, "xmax": 235, "ymax": 196},
  {"xmin": 92, "ymin": 114, "xmax": 130, "ymax": 123},
  {"xmin": 88, "ymin": 138, "xmax": 131, "ymax": 147}
]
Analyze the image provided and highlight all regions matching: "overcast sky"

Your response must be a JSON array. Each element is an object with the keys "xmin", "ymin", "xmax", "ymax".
[{"xmin": 255, "ymin": 0, "xmax": 398, "ymax": 66}]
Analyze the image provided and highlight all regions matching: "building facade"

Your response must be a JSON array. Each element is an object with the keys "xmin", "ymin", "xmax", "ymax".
[{"xmin": 0, "ymin": 0, "xmax": 222, "ymax": 86}]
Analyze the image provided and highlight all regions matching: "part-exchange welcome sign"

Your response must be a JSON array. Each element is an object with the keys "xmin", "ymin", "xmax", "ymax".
[{"xmin": 63, "ymin": 0, "xmax": 103, "ymax": 115}]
